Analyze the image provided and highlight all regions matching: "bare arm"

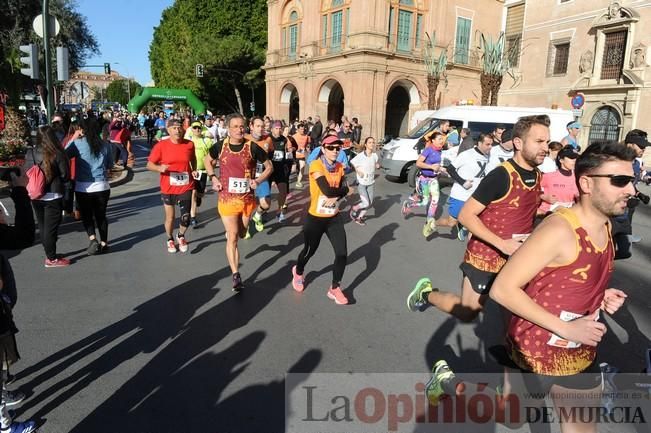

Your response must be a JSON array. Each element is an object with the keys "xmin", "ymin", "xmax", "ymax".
[{"xmin": 458, "ymin": 197, "xmax": 524, "ymax": 256}]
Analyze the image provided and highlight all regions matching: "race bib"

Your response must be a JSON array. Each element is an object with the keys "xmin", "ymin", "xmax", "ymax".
[
  {"xmin": 285, "ymin": 151, "xmax": 294, "ymax": 160},
  {"xmin": 546, "ymin": 310, "xmax": 599, "ymax": 349},
  {"xmin": 256, "ymin": 162, "xmax": 264, "ymax": 175},
  {"xmin": 316, "ymin": 195, "xmax": 337, "ymax": 216},
  {"xmin": 361, "ymin": 172, "xmax": 374, "ymax": 183},
  {"xmin": 272, "ymin": 150, "xmax": 284, "ymax": 161},
  {"xmin": 192, "ymin": 171, "xmax": 202, "ymax": 180},
  {"xmin": 169, "ymin": 172, "xmax": 190, "ymax": 186},
  {"xmin": 228, "ymin": 177, "xmax": 250, "ymax": 194}
]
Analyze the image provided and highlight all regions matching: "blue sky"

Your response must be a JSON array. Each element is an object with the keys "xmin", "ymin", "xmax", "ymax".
[{"xmin": 76, "ymin": 0, "xmax": 174, "ymax": 85}]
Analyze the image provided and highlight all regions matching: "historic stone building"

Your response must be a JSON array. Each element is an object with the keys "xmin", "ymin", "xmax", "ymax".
[
  {"xmin": 62, "ymin": 70, "xmax": 125, "ymax": 107},
  {"xmin": 265, "ymin": 0, "xmax": 504, "ymax": 140},
  {"xmin": 499, "ymin": 0, "xmax": 651, "ymax": 147}
]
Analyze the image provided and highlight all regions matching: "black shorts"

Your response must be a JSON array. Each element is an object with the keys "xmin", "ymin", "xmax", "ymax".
[
  {"xmin": 459, "ymin": 262, "xmax": 497, "ymax": 295},
  {"xmin": 518, "ymin": 362, "xmax": 601, "ymax": 396},
  {"xmin": 161, "ymin": 190, "xmax": 192, "ymax": 206},
  {"xmin": 271, "ymin": 163, "xmax": 290, "ymax": 185},
  {"xmin": 194, "ymin": 172, "xmax": 208, "ymax": 194}
]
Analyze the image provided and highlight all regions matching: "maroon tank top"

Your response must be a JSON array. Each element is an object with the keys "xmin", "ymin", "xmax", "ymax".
[{"xmin": 218, "ymin": 139, "xmax": 256, "ymax": 203}]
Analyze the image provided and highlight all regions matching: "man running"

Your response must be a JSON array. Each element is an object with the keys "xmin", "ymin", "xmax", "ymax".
[
  {"xmin": 269, "ymin": 120, "xmax": 294, "ymax": 222},
  {"xmin": 204, "ymin": 113, "xmax": 273, "ymax": 291},
  {"xmin": 486, "ymin": 128, "xmax": 514, "ymax": 172},
  {"xmin": 406, "ymin": 115, "xmax": 550, "ymax": 322},
  {"xmin": 247, "ymin": 116, "xmax": 274, "ymax": 233},
  {"xmin": 188, "ymin": 121, "xmax": 214, "ymax": 226},
  {"xmin": 561, "ymin": 121, "xmax": 581, "ymax": 151},
  {"xmin": 147, "ymin": 119, "xmax": 197, "ymax": 253}
]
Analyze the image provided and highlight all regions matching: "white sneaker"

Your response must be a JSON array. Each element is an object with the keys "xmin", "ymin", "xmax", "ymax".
[
  {"xmin": 166, "ymin": 239, "xmax": 176, "ymax": 253},
  {"xmin": 177, "ymin": 235, "xmax": 189, "ymax": 253}
]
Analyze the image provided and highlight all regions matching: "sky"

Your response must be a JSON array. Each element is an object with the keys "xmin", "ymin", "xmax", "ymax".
[{"xmin": 76, "ymin": 0, "xmax": 174, "ymax": 85}]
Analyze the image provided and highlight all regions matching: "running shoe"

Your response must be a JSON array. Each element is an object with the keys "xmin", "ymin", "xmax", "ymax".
[
  {"xmin": 327, "ymin": 286, "xmax": 349, "ymax": 305},
  {"xmin": 177, "ymin": 235, "xmax": 188, "ymax": 253},
  {"xmin": 425, "ymin": 360, "xmax": 456, "ymax": 406},
  {"xmin": 278, "ymin": 212, "xmax": 286, "ymax": 223},
  {"xmin": 244, "ymin": 230, "xmax": 251, "ymax": 240},
  {"xmin": 2, "ymin": 389, "xmax": 25, "ymax": 407},
  {"xmin": 406, "ymin": 277, "xmax": 436, "ymax": 311},
  {"xmin": 282, "ymin": 203, "xmax": 288, "ymax": 210},
  {"xmin": 190, "ymin": 217, "xmax": 198, "ymax": 226},
  {"xmin": 295, "ymin": 181, "xmax": 303, "ymax": 188},
  {"xmin": 166, "ymin": 239, "xmax": 177, "ymax": 254},
  {"xmin": 87, "ymin": 239, "xmax": 100, "ymax": 255},
  {"xmin": 5, "ymin": 420, "xmax": 37, "ymax": 433},
  {"xmin": 44, "ymin": 257, "xmax": 70, "ymax": 268},
  {"xmin": 291, "ymin": 265, "xmax": 304, "ymax": 292},
  {"xmin": 401, "ymin": 200, "xmax": 411, "ymax": 217},
  {"xmin": 349, "ymin": 208, "xmax": 358, "ymax": 222},
  {"xmin": 422, "ymin": 220, "xmax": 437, "ymax": 237},
  {"xmin": 99, "ymin": 244, "xmax": 109, "ymax": 254},
  {"xmin": 354, "ymin": 217, "xmax": 366, "ymax": 226},
  {"xmin": 252, "ymin": 213, "xmax": 264, "ymax": 232},
  {"xmin": 457, "ymin": 224, "xmax": 469, "ymax": 242},
  {"xmin": 232, "ymin": 272, "xmax": 244, "ymax": 292}
]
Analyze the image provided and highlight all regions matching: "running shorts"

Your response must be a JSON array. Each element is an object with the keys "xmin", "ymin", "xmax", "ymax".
[
  {"xmin": 255, "ymin": 180, "xmax": 271, "ymax": 198},
  {"xmin": 162, "ymin": 191, "xmax": 192, "ymax": 206},
  {"xmin": 271, "ymin": 162, "xmax": 290, "ymax": 185},
  {"xmin": 448, "ymin": 197, "xmax": 465, "ymax": 220},
  {"xmin": 459, "ymin": 262, "xmax": 497, "ymax": 295},
  {"xmin": 518, "ymin": 361, "xmax": 601, "ymax": 396},
  {"xmin": 218, "ymin": 197, "xmax": 256, "ymax": 217}
]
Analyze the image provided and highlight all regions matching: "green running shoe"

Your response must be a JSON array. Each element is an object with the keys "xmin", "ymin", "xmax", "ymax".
[
  {"xmin": 406, "ymin": 277, "xmax": 436, "ymax": 311},
  {"xmin": 425, "ymin": 360, "xmax": 456, "ymax": 406},
  {"xmin": 422, "ymin": 220, "xmax": 437, "ymax": 237},
  {"xmin": 252, "ymin": 213, "xmax": 264, "ymax": 232}
]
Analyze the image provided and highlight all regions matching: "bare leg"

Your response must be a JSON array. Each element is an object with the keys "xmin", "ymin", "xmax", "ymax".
[
  {"xmin": 222, "ymin": 215, "xmax": 241, "ymax": 273},
  {"xmin": 163, "ymin": 204, "xmax": 175, "ymax": 238},
  {"xmin": 427, "ymin": 276, "xmax": 486, "ymax": 322}
]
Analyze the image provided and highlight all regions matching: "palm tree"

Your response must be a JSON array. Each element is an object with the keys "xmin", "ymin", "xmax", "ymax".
[
  {"xmin": 423, "ymin": 32, "xmax": 448, "ymax": 110},
  {"xmin": 478, "ymin": 32, "xmax": 517, "ymax": 106}
]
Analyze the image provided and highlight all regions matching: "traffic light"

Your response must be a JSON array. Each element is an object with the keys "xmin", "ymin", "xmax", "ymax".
[
  {"xmin": 195, "ymin": 64, "xmax": 204, "ymax": 78},
  {"xmin": 104, "ymin": 62, "xmax": 111, "ymax": 75},
  {"xmin": 56, "ymin": 46, "xmax": 69, "ymax": 81},
  {"xmin": 249, "ymin": 102, "xmax": 255, "ymax": 113},
  {"xmin": 19, "ymin": 44, "xmax": 39, "ymax": 79}
]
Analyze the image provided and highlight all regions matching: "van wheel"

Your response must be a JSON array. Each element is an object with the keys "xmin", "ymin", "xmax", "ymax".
[{"xmin": 407, "ymin": 164, "xmax": 421, "ymax": 188}]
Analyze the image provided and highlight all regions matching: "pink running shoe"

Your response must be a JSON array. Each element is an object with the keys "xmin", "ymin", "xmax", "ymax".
[
  {"xmin": 291, "ymin": 265, "xmax": 304, "ymax": 292},
  {"xmin": 44, "ymin": 257, "xmax": 71, "ymax": 268},
  {"xmin": 327, "ymin": 286, "xmax": 349, "ymax": 305}
]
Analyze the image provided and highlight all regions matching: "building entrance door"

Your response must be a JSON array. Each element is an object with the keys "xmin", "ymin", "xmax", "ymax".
[
  {"xmin": 385, "ymin": 86, "xmax": 410, "ymax": 139},
  {"xmin": 327, "ymin": 82, "xmax": 344, "ymax": 123}
]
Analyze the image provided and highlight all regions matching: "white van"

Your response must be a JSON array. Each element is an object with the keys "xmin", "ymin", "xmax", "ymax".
[{"xmin": 380, "ymin": 105, "xmax": 574, "ymax": 184}]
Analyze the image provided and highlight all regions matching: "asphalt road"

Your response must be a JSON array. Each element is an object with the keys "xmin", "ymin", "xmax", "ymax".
[{"xmin": 2, "ymin": 140, "xmax": 651, "ymax": 432}]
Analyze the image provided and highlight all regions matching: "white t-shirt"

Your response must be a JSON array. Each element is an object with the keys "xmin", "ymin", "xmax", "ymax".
[
  {"xmin": 450, "ymin": 147, "xmax": 490, "ymax": 201},
  {"xmin": 538, "ymin": 156, "xmax": 557, "ymax": 174},
  {"xmin": 487, "ymin": 145, "xmax": 514, "ymax": 173},
  {"xmin": 350, "ymin": 151, "xmax": 378, "ymax": 186}
]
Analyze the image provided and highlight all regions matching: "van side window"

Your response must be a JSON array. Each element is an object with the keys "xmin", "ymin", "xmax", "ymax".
[{"xmin": 468, "ymin": 122, "xmax": 514, "ymax": 140}]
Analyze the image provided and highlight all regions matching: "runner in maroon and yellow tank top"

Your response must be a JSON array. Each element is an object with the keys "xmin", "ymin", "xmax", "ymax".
[
  {"xmin": 406, "ymin": 115, "xmax": 550, "ymax": 323},
  {"xmin": 205, "ymin": 114, "xmax": 272, "ymax": 292}
]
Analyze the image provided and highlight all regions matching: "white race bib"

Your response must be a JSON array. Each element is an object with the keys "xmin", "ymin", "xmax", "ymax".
[
  {"xmin": 546, "ymin": 310, "xmax": 599, "ymax": 349},
  {"xmin": 255, "ymin": 162, "xmax": 264, "ymax": 175},
  {"xmin": 169, "ymin": 172, "xmax": 190, "ymax": 186},
  {"xmin": 285, "ymin": 151, "xmax": 294, "ymax": 160},
  {"xmin": 316, "ymin": 195, "xmax": 337, "ymax": 216},
  {"xmin": 272, "ymin": 150, "xmax": 284, "ymax": 161},
  {"xmin": 228, "ymin": 177, "xmax": 250, "ymax": 194},
  {"xmin": 362, "ymin": 172, "xmax": 374, "ymax": 183}
]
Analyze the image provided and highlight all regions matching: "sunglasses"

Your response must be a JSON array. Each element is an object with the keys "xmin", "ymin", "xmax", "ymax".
[
  {"xmin": 586, "ymin": 174, "xmax": 635, "ymax": 188},
  {"xmin": 323, "ymin": 145, "xmax": 341, "ymax": 151},
  {"xmin": 192, "ymin": 126, "xmax": 202, "ymax": 129}
]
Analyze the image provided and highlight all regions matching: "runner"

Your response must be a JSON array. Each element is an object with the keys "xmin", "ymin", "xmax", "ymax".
[
  {"xmin": 349, "ymin": 137, "xmax": 379, "ymax": 225},
  {"xmin": 247, "ymin": 116, "xmax": 274, "ymax": 234},
  {"xmin": 561, "ymin": 120, "xmax": 581, "ymax": 151},
  {"xmin": 406, "ymin": 115, "xmax": 549, "ymax": 322},
  {"xmin": 269, "ymin": 120, "xmax": 294, "ymax": 222},
  {"xmin": 292, "ymin": 123, "xmax": 311, "ymax": 188},
  {"xmin": 188, "ymin": 121, "xmax": 214, "ymax": 226},
  {"xmin": 487, "ymin": 128, "xmax": 514, "ymax": 172},
  {"xmin": 537, "ymin": 140, "xmax": 563, "ymax": 174},
  {"xmin": 538, "ymin": 145, "xmax": 579, "ymax": 216},
  {"xmin": 204, "ymin": 113, "xmax": 273, "ymax": 291},
  {"xmin": 425, "ymin": 141, "xmax": 634, "ymax": 433},
  {"xmin": 436, "ymin": 132, "xmax": 493, "ymax": 241},
  {"xmin": 291, "ymin": 135, "xmax": 351, "ymax": 305},
  {"xmin": 401, "ymin": 131, "xmax": 445, "ymax": 237},
  {"xmin": 146, "ymin": 118, "xmax": 197, "ymax": 254}
]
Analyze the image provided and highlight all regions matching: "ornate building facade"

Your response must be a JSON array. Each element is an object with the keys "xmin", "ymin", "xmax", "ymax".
[
  {"xmin": 61, "ymin": 70, "xmax": 125, "ymax": 107},
  {"xmin": 499, "ymin": 0, "xmax": 651, "ymax": 147},
  {"xmin": 264, "ymin": 0, "xmax": 504, "ymax": 140}
]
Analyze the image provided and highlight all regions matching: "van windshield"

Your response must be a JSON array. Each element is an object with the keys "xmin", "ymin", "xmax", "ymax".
[{"xmin": 404, "ymin": 118, "xmax": 440, "ymax": 139}]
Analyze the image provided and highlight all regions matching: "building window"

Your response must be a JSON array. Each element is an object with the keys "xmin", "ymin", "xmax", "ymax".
[
  {"xmin": 601, "ymin": 30, "xmax": 627, "ymax": 80},
  {"xmin": 504, "ymin": 3, "xmax": 525, "ymax": 67},
  {"xmin": 388, "ymin": 0, "xmax": 421, "ymax": 52},
  {"xmin": 588, "ymin": 106, "xmax": 621, "ymax": 144},
  {"xmin": 546, "ymin": 41, "xmax": 570, "ymax": 76},
  {"xmin": 281, "ymin": 8, "xmax": 301, "ymax": 60},
  {"xmin": 322, "ymin": 0, "xmax": 348, "ymax": 53},
  {"xmin": 455, "ymin": 17, "xmax": 471, "ymax": 64}
]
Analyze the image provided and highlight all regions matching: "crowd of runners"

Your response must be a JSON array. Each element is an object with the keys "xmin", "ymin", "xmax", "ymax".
[{"xmin": 1, "ymin": 104, "xmax": 650, "ymax": 432}]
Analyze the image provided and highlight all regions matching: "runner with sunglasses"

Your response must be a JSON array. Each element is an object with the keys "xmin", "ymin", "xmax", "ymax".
[
  {"xmin": 188, "ymin": 121, "xmax": 214, "ymax": 226},
  {"xmin": 291, "ymin": 135, "xmax": 351, "ymax": 305}
]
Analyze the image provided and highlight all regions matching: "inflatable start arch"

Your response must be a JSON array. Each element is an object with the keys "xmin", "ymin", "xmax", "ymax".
[{"xmin": 127, "ymin": 88, "xmax": 206, "ymax": 114}]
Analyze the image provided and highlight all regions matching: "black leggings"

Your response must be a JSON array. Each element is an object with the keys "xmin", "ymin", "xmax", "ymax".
[
  {"xmin": 32, "ymin": 198, "xmax": 63, "ymax": 260},
  {"xmin": 75, "ymin": 190, "xmax": 111, "ymax": 242},
  {"xmin": 296, "ymin": 213, "xmax": 347, "ymax": 287}
]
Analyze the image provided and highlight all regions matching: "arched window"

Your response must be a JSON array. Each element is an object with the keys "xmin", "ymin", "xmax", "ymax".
[
  {"xmin": 321, "ymin": 0, "xmax": 350, "ymax": 53},
  {"xmin": 282, "ymin": 7, "xmax": 302, "ymax": 60},
  {"xmin": 388, "ymin": 0, "xmax": 423, "ymax": 52},
  {"xmin": 588, "ymin": 106, "xmax": 621, "ymax": 144}
]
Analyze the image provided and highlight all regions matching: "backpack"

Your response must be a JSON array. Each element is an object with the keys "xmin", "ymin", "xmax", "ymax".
[{"xmin": 26, "ymin": 163, "xmax": 46, "ymax": 200}]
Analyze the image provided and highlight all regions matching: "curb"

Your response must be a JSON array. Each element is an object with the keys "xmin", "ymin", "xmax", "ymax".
[{"xmin": 109, "ymin": 167, "xmax": 134, "ymax": 188}]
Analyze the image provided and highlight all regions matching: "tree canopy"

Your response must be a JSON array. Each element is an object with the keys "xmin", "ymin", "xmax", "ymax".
[
  {"xmin": 0, "ymin": 0, "xmax": 99, "ymax": 105},
  {"xmin": 106, "ymin": 79, "xmax": 142, "ymax": 107},
  {"xmin": 149, "ymin": 0, "xmax": 267, "ymax": 114}
]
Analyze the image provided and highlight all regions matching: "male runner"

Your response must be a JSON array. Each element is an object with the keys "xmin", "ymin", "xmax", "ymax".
[
  {"xmin": 269, "ymin": 121, "xmax": 294, "ymax": 222},
  {"xmin": 247, "ymin": 116, "xmax": 274, "ymax": 233}
]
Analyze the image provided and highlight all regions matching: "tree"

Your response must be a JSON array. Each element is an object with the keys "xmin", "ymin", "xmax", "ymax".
[
  {"xmin": 0, "ymin": 0, "xmax": 98, "ymax": 106},
  {"xmin": 149, "ymin": 0, "xmax": 267, "ymax": 114},
  {"xmin": 106, "ymin": 79, "xmax": 142, "ymax": 106},
  {"xmin": 423, "ymin": 32, "xmax": 448, "ymax": 110},
  {"xmin": 477, "ymin": 32, "xmax": 519, "ymax": 106}
]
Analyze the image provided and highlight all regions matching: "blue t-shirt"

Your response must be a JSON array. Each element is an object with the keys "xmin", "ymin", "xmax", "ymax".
[
  {"xmin": 307, "ymin": 146, "xmax": 349, "ymax": 168},
  {"xmin": 564, "ymin": 135, "xmax": 579, "ymax": 150},
  {"xmin": 154, "ymin": 118, "xmax": 166, "ymax": 130},
  {"xmin": 420, "ymin": 146, "xmax": 442, "ymax": 177}
]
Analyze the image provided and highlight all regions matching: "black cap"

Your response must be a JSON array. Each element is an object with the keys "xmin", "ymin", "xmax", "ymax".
[
  {"xmin": 627, "ymin": 134, "xmax": 649, "ymax": 149},
  {"xmin": 557, "ymin": 146, "xmax": 579, "ymax": 160}
]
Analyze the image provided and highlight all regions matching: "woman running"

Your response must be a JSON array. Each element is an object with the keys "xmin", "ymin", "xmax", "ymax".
[
  {"xmin": 401, "ymin": 131, "xmax": 445, "ymax": 237},
  {"xmin": 292, "ymin": 123, "xmax": 311, "ymax": 188},
  {"xmin": 291, "ymin": 135, "xmax": 351, "ymax": 305},
  {"xmin": 349, "ymin": 137, "xmax": 379, "ymax": 225},
  {"xmin": 65, "ymin": 118, "xmax": 113, "ymax": 254}
]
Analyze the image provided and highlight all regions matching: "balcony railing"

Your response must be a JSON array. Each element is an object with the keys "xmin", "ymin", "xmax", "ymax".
[{"xmin": 447, "ymin": 45, "xmax": 482, "ymax": 68}]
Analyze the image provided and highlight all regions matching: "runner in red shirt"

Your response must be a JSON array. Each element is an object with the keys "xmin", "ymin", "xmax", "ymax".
[{"xmin": 146, "ymin": 118, "xmax": 197, "ymax": 254}]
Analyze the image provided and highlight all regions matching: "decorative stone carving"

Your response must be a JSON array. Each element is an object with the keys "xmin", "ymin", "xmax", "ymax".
[
  {"xmin": 579, "ymin": 50, "xmax": 594, "ymax": 74},
  {"xmin": 630, "ymin": 43, "xmax": 647, "ymax": 68},
  {"xmin": 607, "ymin": 2, "xmax": 622, "ymax": 20}
]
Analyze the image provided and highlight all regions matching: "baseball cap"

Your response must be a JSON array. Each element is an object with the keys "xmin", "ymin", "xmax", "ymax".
[
  {"xmin": 627, "ymin": 135, "xmax": 649, "ymax": 149},
  {"xmin": 557, "ymin": 146, "xmax": 579, "ymax": 160},
  {"xmin": 322, "ymin": 135, "xmax": 343, "ymax": 146},
  {"xmin": 190, "ymin": 121, "xmax": 202, "ymax": 128},
  {"xmin": 567, "ymin": 121, "xmax": 582, "ymax": 129}
]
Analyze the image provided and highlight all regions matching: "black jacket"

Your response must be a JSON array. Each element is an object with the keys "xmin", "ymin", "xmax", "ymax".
[
  {"xmin": 310, "ymin": 121, "xmax": 323, "ymax": 144},
  {"xmin": 0, "ymin": 186, "xmax": 35, "ymax": 249}
]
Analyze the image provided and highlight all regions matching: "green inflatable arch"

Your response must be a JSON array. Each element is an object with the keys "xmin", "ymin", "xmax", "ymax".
[{"xmin": 127, "ymin": 87, "xmax": 206, "ymax": 114}]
